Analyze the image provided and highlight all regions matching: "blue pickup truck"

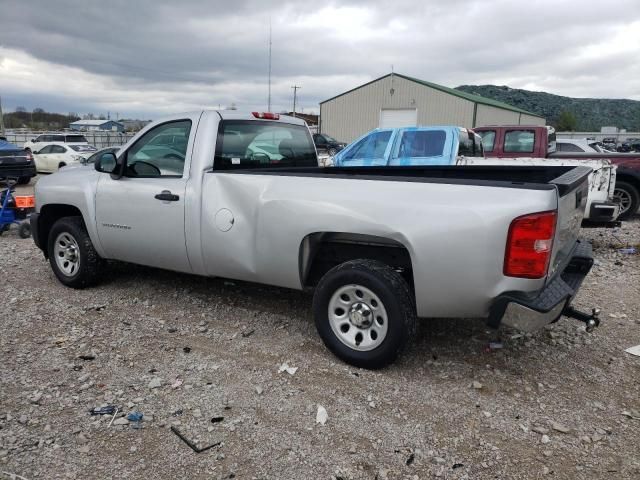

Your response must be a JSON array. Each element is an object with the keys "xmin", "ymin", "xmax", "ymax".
[{"xmin": 333, "ymin": 126, "xmax": 484, "ymax": 166}]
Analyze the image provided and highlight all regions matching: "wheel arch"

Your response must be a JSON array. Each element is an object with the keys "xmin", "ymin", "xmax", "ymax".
[
  {"xmin": 299, "ymin": 232, "xmax": 414, "ymax": 289},
  {"xmin": 37, "ymin": 204, "xmax": 86, "ymax": 258}
]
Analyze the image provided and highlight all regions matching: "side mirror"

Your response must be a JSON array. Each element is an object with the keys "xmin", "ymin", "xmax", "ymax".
[
  {"xmin": 94, "ymin": 152, "xmax": 122, "ymax": 178},
  {"xmin": 31, "ymin": 138, "xmax": 35, "ymax": 142}
]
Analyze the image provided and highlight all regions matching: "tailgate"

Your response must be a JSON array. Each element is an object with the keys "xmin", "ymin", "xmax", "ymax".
[{"xmin": 547, "ymin": 166, "xmax": 591, "ymax": 279}]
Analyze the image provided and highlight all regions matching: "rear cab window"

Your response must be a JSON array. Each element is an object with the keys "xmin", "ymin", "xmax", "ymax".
[
  {"xmin": 214, "ymin": 121, "xmax": 317, "ymax": 169},
  {"xmin": 389, "ymin": 129, "xmax": 451, "ymax": 165},
  {"xmin": 504, "ymin": 130, "xmax": 535, "ymax": 153}
]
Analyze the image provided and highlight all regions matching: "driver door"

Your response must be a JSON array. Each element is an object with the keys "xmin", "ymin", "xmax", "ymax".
[{"xmin": 94, "ymin": 117, "xmax": 197, "ymax": 273}]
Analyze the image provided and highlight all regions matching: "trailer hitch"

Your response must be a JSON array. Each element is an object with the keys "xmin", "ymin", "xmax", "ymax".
[{"xmin": 563, "ymin": 306, "xmax": 601, "ymax": 333}]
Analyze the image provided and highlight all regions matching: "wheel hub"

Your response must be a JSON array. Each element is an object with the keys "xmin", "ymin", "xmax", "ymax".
[
  {"xmin": 327, "ymin": 284, "xmax": 389, "ymax": 352},
  {"xmin": 348, "ymin": 302, "xmax": 373, "ymax": 328}
]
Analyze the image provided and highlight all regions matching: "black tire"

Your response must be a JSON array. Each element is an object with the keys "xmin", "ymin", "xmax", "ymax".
[
  {"xmin": 614, "ymin": 180, "xmax": 640, "ymax": 220},
  {"xmin": 17, "ymin": 176, "xmax": 31, "ymax": 185},
  {"xmin": 312, "ymin": 259, "xmax": 416, "ymax": 369},
  {"xmin": 328, "ymin": 148, "xmax": 337, "ymax": 156},
  {"xmin": 58, "ymin": 162, "xmax": 66, "ymax": 170},
  {"xmin": 47, "ymin": 216, "xmax": 103, "ymax": 288},
  {"xmin": 18, "ymin": 222, "xmax": 31, "ymax": 239}
]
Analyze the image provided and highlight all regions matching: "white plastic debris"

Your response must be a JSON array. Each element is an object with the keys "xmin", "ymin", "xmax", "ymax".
[
  {"xmin": 171, "ymin": 378, "xmax": 183, "ymax": 389},
  {"xmin": 624, "ymin": 345, "xmax": 640, "ymax": 357},
  {"xmin": 316, "ymin": 405, "xmax": 328, "ymax": 425},
  {"xmin": 278, "ymin": 362, "xmax": 298, "ymax": 375}
]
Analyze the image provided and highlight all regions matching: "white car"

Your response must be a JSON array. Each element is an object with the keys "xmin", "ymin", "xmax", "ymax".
[
  {"xmin": 33, "ymin": 143, "xmax": 97, "ymax": 173},
  {"xmin": 24, "ymin": 133, "xmax": 90, "ymax": 153}
]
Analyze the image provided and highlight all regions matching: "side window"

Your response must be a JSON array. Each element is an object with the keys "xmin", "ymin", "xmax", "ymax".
[
  {"xmin": 36, "ymin": 135, "xmax": 46, "ymax": 142},
  {"xmin": 504, "ymin": 130, "xmax": 535, "ymax": 153},
  {"xmin": 396, "ymin": 130, "xmax": 446, "ymax": 158},
  {"xmin": 125, "ymin": 120, "xmax": 192, "ymax": 177},
  {"xmin": 53, "ymin": 135, "xmax": 65, "ymax": 142},
  {"xmin": 51, "ymin": 145, "xmax": 67, "ymax": 153},
  {"xmin": 478, "ymin": 131, "xmax": 496, "ymax": 152},
  {"xmin": 342, "ymin": 131, "xmax": 392, "ymax": 161},
  {"xmin": 38, "ymin": 145, "xmax": 53, "ymax": 154}
]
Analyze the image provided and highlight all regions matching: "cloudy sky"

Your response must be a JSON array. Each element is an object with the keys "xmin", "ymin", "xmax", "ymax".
[{"xmin": 0, "ymin": 0, "xmax": 639, "ymax": 119}]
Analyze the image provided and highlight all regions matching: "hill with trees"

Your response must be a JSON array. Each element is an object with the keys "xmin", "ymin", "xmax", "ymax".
[{"xmin": 455, "ymin": 85, "xmax": 640, "ymax": 131}]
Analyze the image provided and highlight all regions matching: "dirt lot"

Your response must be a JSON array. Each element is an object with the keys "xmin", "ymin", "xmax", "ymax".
[{"xmin": 1, "ymin": 179, "xmax": 639, "ymax": 479}]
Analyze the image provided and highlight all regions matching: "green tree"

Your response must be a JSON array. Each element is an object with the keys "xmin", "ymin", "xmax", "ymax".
[{"xmin": 556, "ymin": 111, "xmax": 577, "ymax": 131}]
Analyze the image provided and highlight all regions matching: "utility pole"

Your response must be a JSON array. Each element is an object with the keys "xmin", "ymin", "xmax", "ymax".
[
  {"xmin": 267, "ymin": 19, "xmax": 272, "ymax": 112},
  {"xmin": 291, "ymin": 85, "xmax": 301, "ymax": 117},
  {"xmin": 0, "ymin": 96, "xmax": 5, "ymax": 136}
]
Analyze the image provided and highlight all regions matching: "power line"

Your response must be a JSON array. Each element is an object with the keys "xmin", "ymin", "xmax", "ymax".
[{"xmin": 291, "ymin": 85, "xmax": 301, "ymax": 117}]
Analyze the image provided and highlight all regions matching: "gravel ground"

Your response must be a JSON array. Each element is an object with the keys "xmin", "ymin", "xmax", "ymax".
[{"xmin": 1, "ymin": 179, "xmax": 639, "ymax": 479}]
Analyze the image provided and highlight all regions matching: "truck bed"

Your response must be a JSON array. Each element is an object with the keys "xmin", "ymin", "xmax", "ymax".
[{"xmin": 220, "ymin": 165, "xmax": 592, "ymax": 196}]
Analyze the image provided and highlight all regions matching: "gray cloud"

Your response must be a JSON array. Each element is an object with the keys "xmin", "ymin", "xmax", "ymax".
[{"xmin": 0, "ymin": 0, "xmax": 639, "ymax": 118}]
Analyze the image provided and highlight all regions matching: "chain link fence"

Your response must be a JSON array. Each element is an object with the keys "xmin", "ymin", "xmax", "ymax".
[{"xmin": 3, "ymin": 131, "xmax": 136, "ymax": 149}]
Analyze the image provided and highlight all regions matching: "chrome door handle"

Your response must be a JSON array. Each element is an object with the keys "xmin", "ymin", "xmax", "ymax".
[{"xmin": 154, "ymin": 190, "xmax": 179, "ymax": 201}]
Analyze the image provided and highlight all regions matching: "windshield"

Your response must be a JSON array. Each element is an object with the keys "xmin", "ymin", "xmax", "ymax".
[
  {"xmin": 323, "ymin": 135, "xmax": 337, "ymax": 143},
  {"xmin": 214, "ymin": 121, "xmax": 316, "ymax": 169},
  {"xmin": 65, "ymin": 135, "xmax": 88, "ymax": 143}
]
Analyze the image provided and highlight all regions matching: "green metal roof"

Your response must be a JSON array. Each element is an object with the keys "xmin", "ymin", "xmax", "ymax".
[{"xmin": 320, "ymin": 73, "xmax": 543, "ymax": 118}]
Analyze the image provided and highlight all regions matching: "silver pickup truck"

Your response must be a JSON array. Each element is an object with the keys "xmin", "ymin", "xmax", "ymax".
[{"xmin": 31, "ymin": 111, "xmax": 599, "ymax": 368}]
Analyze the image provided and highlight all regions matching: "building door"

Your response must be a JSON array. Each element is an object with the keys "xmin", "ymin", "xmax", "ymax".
[{"xmin": 379, "ymin": 109, "xmax": 418, "ymax": 128}]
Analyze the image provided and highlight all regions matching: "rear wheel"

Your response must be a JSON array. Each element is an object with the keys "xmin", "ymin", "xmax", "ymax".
[
  {"xmin": 58, "ymin": 162, "xmax": 67, "ymax": 170},
  {"xmin": 613, "ymin": 180, "xmax": 639, "ymax": 220},
  {"xmin": 47, "ymin": 217, "xmax": 103, "ymax": 288},
  {"xmin": 312, "ymin": 259, "xmax": 416, "ymax": 369}
]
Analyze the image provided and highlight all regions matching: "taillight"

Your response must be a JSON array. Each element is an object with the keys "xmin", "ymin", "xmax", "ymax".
[
  {"xmin": 504, "ymin": 211, "xmax": 557, "ymax": 279},
  {"xmin": 252, "ymin": 112, "xmax": 280, "ymax": 120},
  {"xmin": 26, "ymin": 151, "xmax": 33, "ymax": 162}
]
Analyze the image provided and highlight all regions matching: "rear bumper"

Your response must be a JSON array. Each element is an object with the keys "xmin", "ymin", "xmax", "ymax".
[
  {"xmin": 0, "ymin": 163, "xmax": 37, "ymax": 179},
  {"xmin": 582, "ymin": 201, "xmax": 620, "ymax": 227},
  {"xmin": 488, "ymin": 240, "xmax": 593, "ymax": 332}
]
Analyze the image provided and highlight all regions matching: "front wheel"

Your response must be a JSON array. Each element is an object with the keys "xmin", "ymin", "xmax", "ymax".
[
  {"xmin": 18, "ymin": 222, "xmax": 31, "ymax": 239},
  {"xmin": 328, "ymin": 147, "xmax": 337, "ymax": 157},
  {"xmin": 613, "ymin": 180, "xmax": 639, "ymax": 220},
  {"xmin": 47, "ymin": 217, "xmax": 104, "ymax": 288},
  {"xmin": 312, "ymin": 259, "xmax": 416, "ymax": 369}
]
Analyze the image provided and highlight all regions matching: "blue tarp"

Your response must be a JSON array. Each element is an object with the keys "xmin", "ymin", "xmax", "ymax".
[{"xmin": 0, "ymin": 139, "xmax": 22, "ymax": 151}]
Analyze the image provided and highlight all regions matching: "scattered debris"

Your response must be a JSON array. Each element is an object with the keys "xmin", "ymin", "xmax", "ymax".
[
  {"xmin": 171, "ymin": 426, "xmax": 221, "ymax": 453},
  {"xmin": 488, "ymin": 341, "xmax": 504, "ymax": 350},
  {"xmin": 550, "ymin": 421, "xmax": 571, "ymax": 434},
  {"xmin": 183, "ymin": 346, "xmax": 192, "ymax": 353},
  {"xmin": 112, "ymin": 417, "xmax": 129, "ymax": 426},
  {"xmin": 316, "ymin": 405, "xmax": 328, "ymax": 425},
  {"xmin": 472, "ymin": 381, "xmax": 483, "ymax": 390},
  {"xmin": 241, "ymin": 329, "xmax": 255, "ymax": 338},
  {"xmin": 452, "ymin": 463, "xmax": 464, "ymax": 469},
  {"xmin": 618, "ymin": 247, "xmax": 637, "ymax": 255},
  {"xmin": 625, "ymin": 345, "xmax": 640, "ymax": 357},
  {"xmin": 148, "ymin": 377, "xmax": 162, "ymax": 389},
  {"xmin": 622, "ymin": 410, "xmax": 640, "ymax": 420},
  {"xmin": 405, "ymin": 453, "xmax": 415, "ymax": 466},
  {"xmin": 171, "ymin": 378, "xmax": 183, "ymax": 389},
  {"xmin": 541, "ymin": 435, "xmax": 550, "ymax": 444},
  {"xmin": 90, "ymin": 405, "xmax": 117, "ymax": 416},
  {"xmin": 278, "ymin": 362, "xmax": 298, "ymax": 375},
  {"xmin": 210, "ymin": 416, "xmax": 224, "ymax": 424},
  {"xmin": 78, "ymin": 354, "xmax": 96, "ymax": 361},
  {"xmin": 255, "ymin": 386, "xmax": 263, "ymax": 395}
]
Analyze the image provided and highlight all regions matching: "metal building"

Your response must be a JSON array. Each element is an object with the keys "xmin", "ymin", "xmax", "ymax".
[
  {"xmin": 70, "ymin": 119, "xmax": 125, "ymax": 132},
  {"xmin": 319, "ymin": 73, "xmax": 545, "ymax": 143}
]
